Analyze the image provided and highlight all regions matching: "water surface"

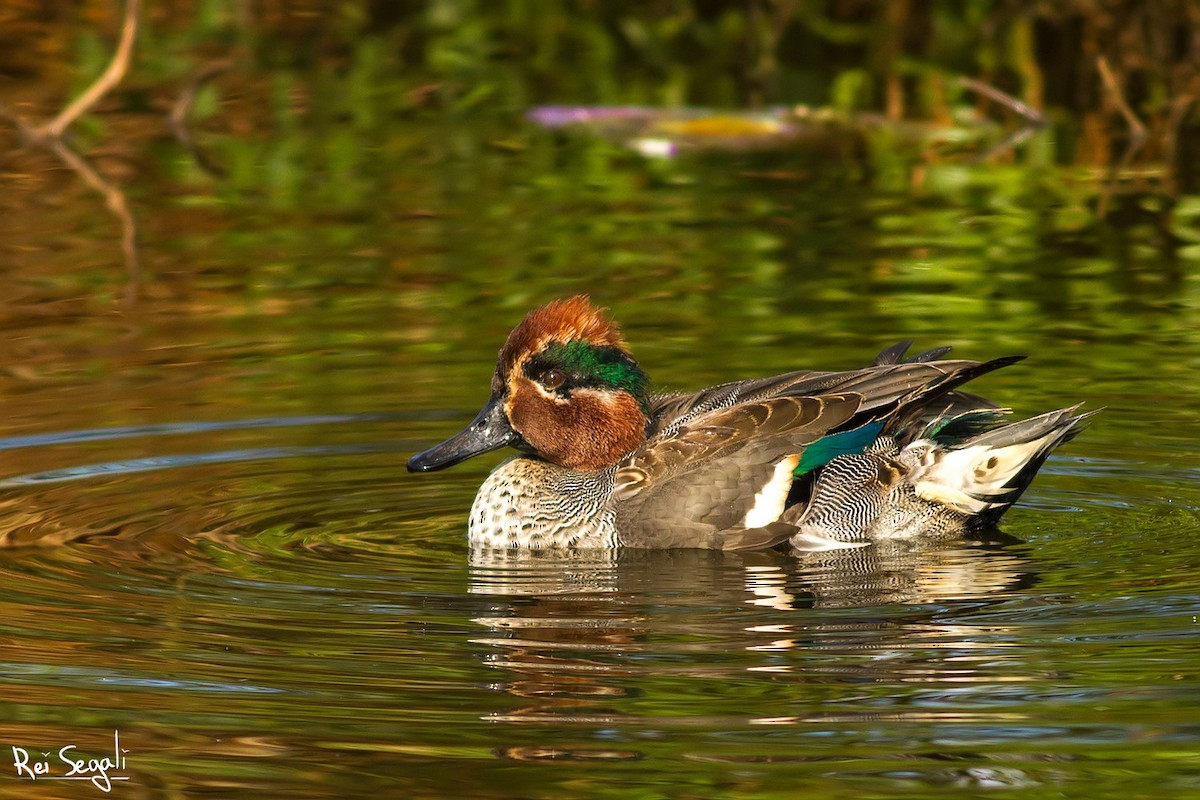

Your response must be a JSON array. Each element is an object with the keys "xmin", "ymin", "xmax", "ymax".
[{"xmin": 3, "ymin": 51, "xmax": 1200, "ymax": 800}]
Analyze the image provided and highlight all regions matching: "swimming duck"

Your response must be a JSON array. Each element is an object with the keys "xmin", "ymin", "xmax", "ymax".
[{"xmin": 408, "ymin": 297, "xmax": 1092, "ymax": 551}]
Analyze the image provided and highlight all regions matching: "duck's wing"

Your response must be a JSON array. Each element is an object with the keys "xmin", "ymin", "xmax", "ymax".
[
  {"xmin": 647, "ymin": 370, "xmax": 828, "ymax": 437},
  {"xmin": 616, "ymin": 360, "xmax": 1018, "ymax": 550},
  {"xmin": 615, "ymin": 392, "xmax": 863, "ymax": 549},
  {"xmin": 647, "ymin": 358, "xmax": 997, "ymax": 438}
]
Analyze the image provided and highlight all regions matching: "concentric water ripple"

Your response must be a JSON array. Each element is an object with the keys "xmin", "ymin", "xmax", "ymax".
[{"xmin": 0, "ymin": 413, "xmax": 1197, "ymax": 798}]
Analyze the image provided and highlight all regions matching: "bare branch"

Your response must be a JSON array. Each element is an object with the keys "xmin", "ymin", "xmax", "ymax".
[
  {"xmin": 1162, "ymin": 86, "xmax": 1196, "ymax": 195},
  {"xmin": 1096, "ymin": 56, "xmax": 1147, "ymax": 147},
  {"xmin": 1096, "ymin": 56, "xmax": 1149, "ymax": 219},
  {"xmin": 39, "ymin": 0, "xmax": 142, "ymax": 140},
  {"xmin": 48, "ymin": 138, "xmax": 142, "ymax": 301},
  {"xmin": 169, "ymin": 59, "xmax": 234, "ymax": 176},
  {"xmin": 957, "ymin": 76, "xmax": 1046, "ymax": 126},
  {"xmin": 0, "ymin": 0, "xmax": 145, "ymax": 300},
  {"xmin": 973, "ymin": 124, "xmax": 1042, "ymax": 164}
]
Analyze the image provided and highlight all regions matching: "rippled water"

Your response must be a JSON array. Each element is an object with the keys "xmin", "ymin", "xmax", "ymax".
[
  {"xmin": 4, "ymin": 115, "xmax": 1200, "ymax": 797},
  {"xmin": 3, "ymin": 318, "xmax": 1198, "ymax": 798}
]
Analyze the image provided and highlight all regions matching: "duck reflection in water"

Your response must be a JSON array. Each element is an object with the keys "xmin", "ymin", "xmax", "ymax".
[
  {"xmin": 468, "ymin": 539, "xmax": 1033, "ymax": 607},
  {"xmin": 468, "ymin": 542, "xmax": 1037, "ymax": 763}
]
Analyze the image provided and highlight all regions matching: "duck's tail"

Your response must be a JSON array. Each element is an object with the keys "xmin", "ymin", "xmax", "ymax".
[
  {"xmin": 902, "ymin": 404, "xmax": 1098, "ymax": 526},
  {"xmin": 783, "ymin": 404, "xmax": 1096, "ymax": 551}
]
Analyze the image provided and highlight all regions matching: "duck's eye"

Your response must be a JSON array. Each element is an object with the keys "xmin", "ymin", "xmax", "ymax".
[{"xmin": 541, "ymin": 369, "xmax": 566, "ymax": 390}]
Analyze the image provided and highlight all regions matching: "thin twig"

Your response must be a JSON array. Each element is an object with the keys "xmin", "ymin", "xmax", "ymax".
[
  {"xmin": 0, "ymin": 0, "xmax": 145, "ymax": 299},
  {"xmin": 1162, "ymin": 88, "xmax": 1196, "ymax": 196},
  {"xmin": 38, "ymin": 0, "xmax": 141, "ymax": 140},
  {"xmin": 168, "ymin": 59, "xmax": 233, "ymax": 176},
  {"xmin": 972, "ymin": 124, "xmax": 1042, "ymax": 164},
  {"xmin": 1096, "ymin": 56, "xmax": 1147, "ymax": 146},
  {"xmin": 957, "ymin": 76, "xmax": 1046, "ymax": 126},
  {"xmin": 49, "ymin": 138, "xmax": 142, "ymax": 301},
  {"xmin": 1096, "ymin": 56, "xmax": 1148, "ymax": 219}
]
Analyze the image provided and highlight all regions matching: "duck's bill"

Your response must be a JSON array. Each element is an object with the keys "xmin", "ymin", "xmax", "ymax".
[{"xmin": 407, "ymin": 398, "xmax": 520, "ymax": 472}]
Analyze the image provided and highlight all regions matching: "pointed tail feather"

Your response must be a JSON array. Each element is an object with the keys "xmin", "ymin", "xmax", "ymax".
[
  {"xmin": 872, "ymin": 340, "xmax": 955, "ymax": 366},
  {"xmin": 910, "ymin": 405, "xmax": 1097, "ymax": 523},
  {"xmin": 959, "ymin": 404, "xmax": 1094, "ymax": 449}
]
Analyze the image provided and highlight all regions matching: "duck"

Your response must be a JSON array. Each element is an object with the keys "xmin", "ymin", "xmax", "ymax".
[{"xmin": 408, "ymin": 296, "xmax": 1093, "ymax": 551}]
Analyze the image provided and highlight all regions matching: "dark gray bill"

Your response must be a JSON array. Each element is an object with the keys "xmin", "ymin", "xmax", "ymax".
[{"xmin": 407, "ymin": 398, "xmax": 519, "ymax": 472}]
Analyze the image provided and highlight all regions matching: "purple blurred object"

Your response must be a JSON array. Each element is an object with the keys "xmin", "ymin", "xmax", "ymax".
[
  {"xmin": 525, "ymin": 106, "xmax": 659, "ymax": 128},
  {"xmin": 526, "ymin": 104, "xmax": 861, "ymax": 159}
]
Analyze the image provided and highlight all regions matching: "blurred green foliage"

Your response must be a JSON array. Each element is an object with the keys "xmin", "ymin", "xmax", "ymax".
[
  {"xmin": 1, "ymin": 0, "xmax": 1198, "ymax": 306},
  {"xmin": 4, "ymin": 2, "xmax": 1196, "ymax": 169}
]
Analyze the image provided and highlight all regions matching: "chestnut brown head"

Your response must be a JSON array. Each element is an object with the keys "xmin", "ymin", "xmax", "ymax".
[{"xmin": 408, "ymin": 297, "xmax": 650, "ymax": 473}]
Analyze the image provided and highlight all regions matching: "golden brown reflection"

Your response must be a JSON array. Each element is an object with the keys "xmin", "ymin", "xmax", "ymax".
[
  {"xmin": 469, "ymin": 542, "xmax": 1032, "ymax": 608},
  {"xmin": 467, "ymin": 542, "xmax": 1037, "ymax": 749},
  {"xmin": 764, "ymin": 540, "xmax": 1035, "ymax": 610}
]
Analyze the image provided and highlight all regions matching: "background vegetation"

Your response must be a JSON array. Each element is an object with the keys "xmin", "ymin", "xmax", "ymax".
[{"xmin": 2, "ymin": 0, "xmax": 1197, "ymax": 211}]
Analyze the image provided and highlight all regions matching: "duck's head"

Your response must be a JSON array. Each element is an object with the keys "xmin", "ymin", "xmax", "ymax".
[{"xmin": 408, "ymin": 296, "xmax": 651, "ymax": 473}]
